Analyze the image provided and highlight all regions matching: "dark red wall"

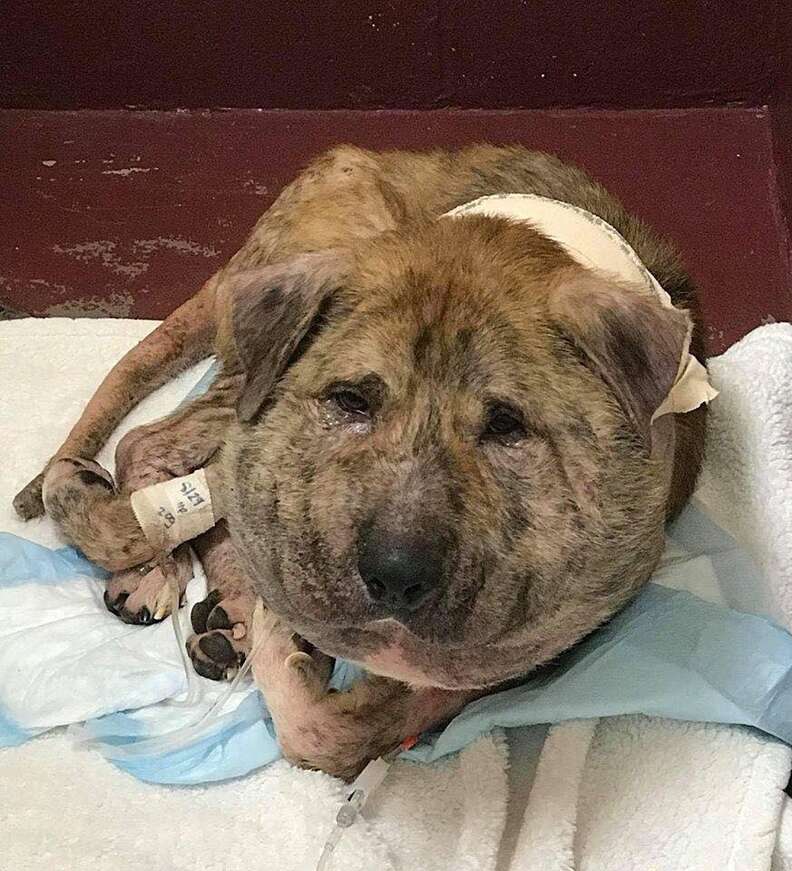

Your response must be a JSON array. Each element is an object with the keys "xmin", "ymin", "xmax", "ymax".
[
  {"xmin": 0, "ymin": 1, "xmax": 779, "ymax": 110},
  {"xmin": 2, "ymin": 1, "xmax": 790, "ymax": 347},
  {"xmin": 770, "ymin": 2, "xmax": 792, "ymax": 257},
  {"xmin": 4, "ymin": 106, "xmax": 789, "ymax": 354}
]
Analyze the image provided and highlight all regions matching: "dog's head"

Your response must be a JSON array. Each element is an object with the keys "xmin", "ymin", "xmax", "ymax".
[{"xmin": 223, "ymin": 216, "xmax": 691, "ymax": 689}]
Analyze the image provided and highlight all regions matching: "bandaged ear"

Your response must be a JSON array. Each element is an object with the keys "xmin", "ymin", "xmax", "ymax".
[
  {"xmin": 229, "ymin": 251, "xmax": 347, "ymax": 422},
  {"xmin": 550, "ymin": 271, "xmax": 694, "ymax": 443}
]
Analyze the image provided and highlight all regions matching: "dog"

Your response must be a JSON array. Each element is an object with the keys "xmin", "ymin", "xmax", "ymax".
[{"xmin": 15, "ymin": 144, "xmax": 708, "ymax": 778}]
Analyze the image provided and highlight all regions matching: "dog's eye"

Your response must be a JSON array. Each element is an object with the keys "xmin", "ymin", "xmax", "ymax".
[
  {"xmin": 330, "ymin": 388, "xmax": 371, "ymax": 416},
  {"xmin": 482, "ymin": 405, "xmax": 527, "ymax": 443}
]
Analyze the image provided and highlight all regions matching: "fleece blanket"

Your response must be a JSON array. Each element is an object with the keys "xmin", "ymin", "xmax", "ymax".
[{"xmin": 1, "ymin": 318, "xmax": 791, "ymax": 871}]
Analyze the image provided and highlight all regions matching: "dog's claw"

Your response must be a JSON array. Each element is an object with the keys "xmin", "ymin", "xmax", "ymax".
[{"xmin": 103, "ymin": 547, "xmax": 191, "ymax": 626}]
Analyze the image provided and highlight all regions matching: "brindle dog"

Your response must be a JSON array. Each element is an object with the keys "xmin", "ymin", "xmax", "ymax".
[{"xmin": 15, "ymin": 145, "xmax": 706, "ymax": 778}]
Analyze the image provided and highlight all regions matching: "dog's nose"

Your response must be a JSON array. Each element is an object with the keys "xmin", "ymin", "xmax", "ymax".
[{"xmin": 358, "ymin": 533, "xmax": 444, "ymax": 613}]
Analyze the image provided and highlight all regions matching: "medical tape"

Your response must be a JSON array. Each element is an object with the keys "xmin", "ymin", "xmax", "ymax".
[
  {"xmin": 444, "ymin": 194, "xmax": 718, "ymax": 421},
  {"xmin": 130, "ymin": 469, "xmax": 217, "ymax": 552}
]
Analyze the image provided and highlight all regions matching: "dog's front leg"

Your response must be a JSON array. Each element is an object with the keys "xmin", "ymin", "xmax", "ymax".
[
  {"xmin": 250, "ymin": 605, "xmax": 476, "ymax": 781},
  {"xmin": 41, "ymin": 371, "xmax": 239, "ymax": 571}
]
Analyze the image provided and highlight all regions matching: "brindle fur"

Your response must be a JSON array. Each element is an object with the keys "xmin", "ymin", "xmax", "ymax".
[{"xmin": 20, "ymin": 145, "xmax": 707, "ymax": 778}]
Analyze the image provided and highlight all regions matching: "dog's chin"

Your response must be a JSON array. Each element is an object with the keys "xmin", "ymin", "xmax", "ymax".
[
  {"xmin": 363, "ymin": 603, "xmax": 485, "ymax": 648},
  {"xmin": 299, "ymin": 590, "xmax": 486, "ymax": 647},
  {"xmin": 364, "ymin": 615, "xmax": 441, "ymax": 643}
]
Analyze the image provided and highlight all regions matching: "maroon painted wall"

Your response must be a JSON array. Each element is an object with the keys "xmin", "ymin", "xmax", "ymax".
[
  {"xmin": 4, "ymin": 106, "xmax": 790, "ymax": 354},
  {"xmin": 2, "ymin": 1, "xmax": 790, "ymax": 346},
  {"xmin": 770, "ymin": 2, "xmax": 792, "ymax": 256},
  {"xmin": 1, "ymin": 1, "xmax": 778, "ymax": 110}
]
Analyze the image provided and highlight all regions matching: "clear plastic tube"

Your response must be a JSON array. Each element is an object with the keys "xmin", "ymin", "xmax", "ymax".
[
  {"xmin": 163, "ymin": 562, "xmax": 201, "ymax": 708},
  {"xmin": 315, "ymin": 826, "xmax": 343, "ymax": 871},
  {"xmin": 70, "ymin": 589, "xmax": 266, "ymax": 758},
  {"xmin": 77, "ymin": 631, "xmax": 265, "ymax": 757},
  {"xmin": 314, "ymin": 737, "xmax": 418, "ymax": 871}
]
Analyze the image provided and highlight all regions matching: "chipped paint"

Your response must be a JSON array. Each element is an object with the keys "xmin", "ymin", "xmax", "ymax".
[
  {"xmin": 133, "ymin": 237, "xmax": 220, "ymax": 258},
  {"xmin": 0, "ymin": 301, "xmax": 27, "ymax": 320},
  {"xmin": 41, "ymin": 160, "xmax": 56, "ymax": 166},
  {"xmin": 49, "ymin": 236, "xmax": 219, "ymax": 285},
  {"xmin": 101, "ymin": 166, "xmax": 153, "ymax": 176},
  {"xmin": 1, "ymin": 273, "xmax": 133, "ymax": 318},
  {"xmin": 243, "ymin": 179, "xmax": 269, "ymax": 195},
  {"xmin": 44, "ymin": 291, "xmax": 135, "ymax": 318},
  {"xmin": 52, "ymin": 240, "xmax": 149, "ymax": 277},
  {"xmin": 1, "ymin": 274, "xmax": 74, "ymax": 305},
  {"xmin": 28, "ymin": 277, "xmax": 71, "ymax": 293},
  {"xmin": 706, "ymin": 324, "xmax": 727, "ymax": 344},
  {"xmin": 0, "ymin": 274, "xmax": 72, "ymax": 298}
]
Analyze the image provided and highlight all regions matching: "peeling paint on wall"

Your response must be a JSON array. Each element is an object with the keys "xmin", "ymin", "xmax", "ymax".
[
  {"xmin": 243, "ymin": 179, "xmax": 269, "ymax": 195},
  {"xmin": 101, "ymin": 166, "xmax": 154, "ymax": 176},
  {"xmin": 0, "ymin": 274, "xmax": 74, "ymax": 300},
  {"xmin": 0, "ymin": 301, "xmax": 27, "ymax": 320},
  {"xmin": 49, "ymin": 236, "xmax": 220, "ymax": 281},
  {"xmin": 52, "ymin": 241, "xmax": 149, "ymax": 277},
  {"xmin": 44, "ymin": 291, "xmax": 135, "ymax": 318},
  {"xmin": 133, "ymin": 237, "xmax": 220, "ymax": 257}
]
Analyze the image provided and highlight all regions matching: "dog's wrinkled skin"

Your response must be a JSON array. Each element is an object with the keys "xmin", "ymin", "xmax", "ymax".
[
  {"xmin": 225, "ymin": 220, "xmax": 690, "ymax": 692},
  {"xmin": 19, "ymin": 145, "xmax": 707, "ymax": 777}
]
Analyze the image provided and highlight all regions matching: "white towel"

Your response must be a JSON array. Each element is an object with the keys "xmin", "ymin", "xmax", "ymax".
[
  {"xmin": 509, "ymin": 720, "xmax": 598, "ymax": 871},
  {"xmin": 505, "ymin": 716, "xmax": 790, "ymax": 871},
  {"xmin": 1, "ymin": 723, "xmax": 509, "ymax": 871},
  {"xmin": 697, "ymin": 323, "xmax": 792, "ymax": 630}
]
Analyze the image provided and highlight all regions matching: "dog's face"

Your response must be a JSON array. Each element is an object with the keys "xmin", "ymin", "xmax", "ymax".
[{"xmin": 224, "ymin": 216, "xmax": 690, "ymax": 689}]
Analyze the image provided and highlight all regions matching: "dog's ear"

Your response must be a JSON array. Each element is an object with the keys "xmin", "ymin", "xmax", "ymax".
[
  {"xmin": 229, "ymin": 250, "xmax": 347, "ymax": 422},
  {"xmin": 550, "ymin": 271, "xmax": 692, "ymax": 443}
]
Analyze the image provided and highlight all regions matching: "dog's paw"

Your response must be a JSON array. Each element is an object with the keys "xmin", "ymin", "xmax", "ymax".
[
  {"xmin": 13, "ymin": 471, "xmax": 47, "ymax": 520},
  {"xmin": 186, "ymin": 590, "xmax": 254, "ymax": 681},
  {"xmin": 104, "ymin": 547, "xmax": 192, "ymax": 625},
  {"xmin": 42, "ymin": 457, "xmax": 116, "ymax": 514},
  {"xmin": 40, "ymin": 456, "xmax": 154, "ymax": 572},
  {"xmin": 249, "ymin": 602, "xmax": 334, "ymax": 698}
]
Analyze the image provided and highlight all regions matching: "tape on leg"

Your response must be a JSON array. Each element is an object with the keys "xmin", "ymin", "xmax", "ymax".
[{"xmin": 130, "ymin": 469, "xmax": 216, "ymax": 551}]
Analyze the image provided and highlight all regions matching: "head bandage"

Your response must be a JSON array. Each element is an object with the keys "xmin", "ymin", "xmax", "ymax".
[{"xmin": 444, "ymin": 194, "xmax": 718, "ymax": 421}]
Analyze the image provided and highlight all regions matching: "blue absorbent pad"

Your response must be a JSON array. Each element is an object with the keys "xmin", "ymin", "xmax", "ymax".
[{"xmin": 2, "ymin": 497, "xmax": 792, "ymax": 785}]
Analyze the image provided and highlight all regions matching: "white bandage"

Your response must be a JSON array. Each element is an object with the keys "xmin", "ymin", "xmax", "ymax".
[
  {"xmin": 130, "ymin": 469, "xmax": 216, "ymax": 552},
  {"xmin": 444, "ymin": 194, "xmax": 719, "ymax": 420}
]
